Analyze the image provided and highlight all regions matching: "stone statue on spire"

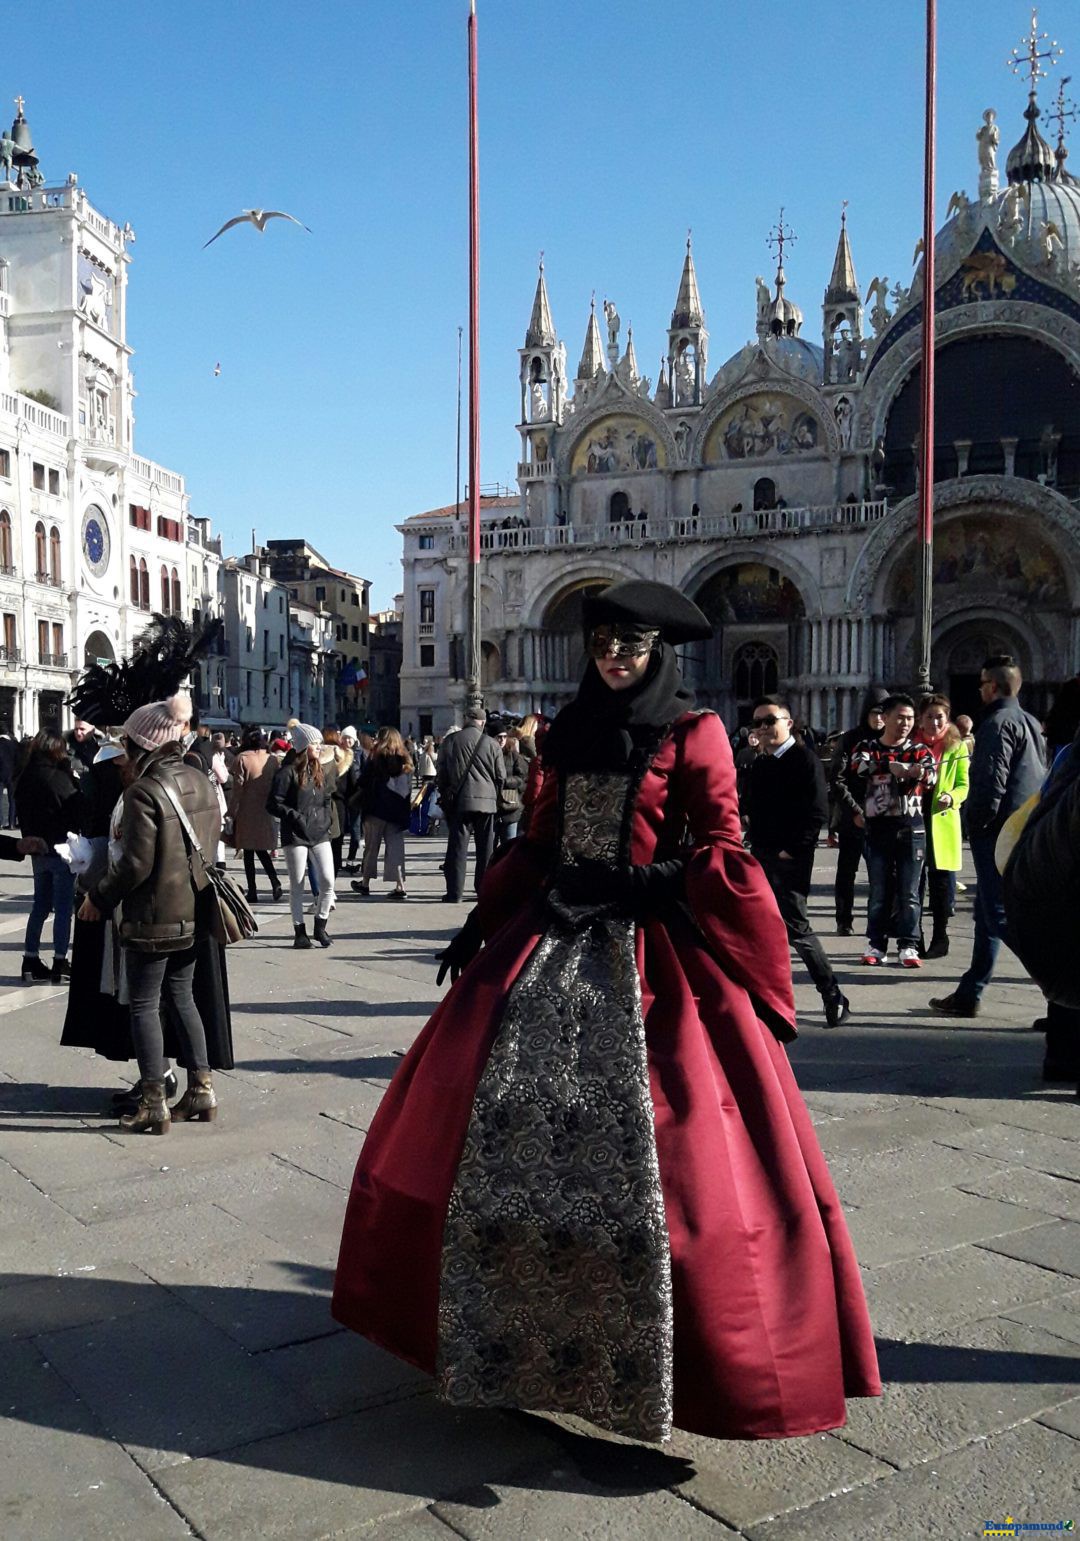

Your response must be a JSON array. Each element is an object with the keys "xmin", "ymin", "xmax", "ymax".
[
  {"xmin": 977, "ymin": 108, "xmax": 1000, "ymax": 200},
  {"xmin": 0, "ymin": 130, "xmax": 13, "ymax": 183}
]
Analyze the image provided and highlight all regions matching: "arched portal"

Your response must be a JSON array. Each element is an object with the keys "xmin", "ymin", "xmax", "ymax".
[
  {"xmin": 931, "ymin": 618, "xmax": 1034, "ymax": 724},
  {"xmin": 687, "ymin": 562, "xmax": 807, "ymax": 725},
  {"xmin": 83, "ymin": 631, "xmax": 115, "ymax": 667},
  {"xmin": 481, "ymin": 640, "xmax": 501, "ymax": 689},
  {"xmin": 537, "ymin": 577, "xmax": 613, "ymax": 708}
]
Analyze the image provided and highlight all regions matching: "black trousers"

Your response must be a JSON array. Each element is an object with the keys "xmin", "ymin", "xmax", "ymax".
[
  {"xmin": 757, "ymin": 850, "xmax": 839, "ymax": 998},
  {"xmin": 834, "ymin": 821, "xmax": 865, "ymax": 928},
  {"xmin": 243, "ymin": 848, "xmax": 278, "ymax": 894},
  {"xmin": 126, "ymin": 946, "xmax": 207, "ymax": 1084},
  {"xmin": 444, "ymin": 812, "xmax": 495, "ymax": 900}
]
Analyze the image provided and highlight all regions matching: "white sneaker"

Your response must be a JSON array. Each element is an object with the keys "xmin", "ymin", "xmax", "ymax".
[
  {"xmin": 861, "ymin": 946, "xmax": 886, "ymax": 966},
  {"xmin": 898, "ymin": 946, "xmax": 922, "ymax": 968}
]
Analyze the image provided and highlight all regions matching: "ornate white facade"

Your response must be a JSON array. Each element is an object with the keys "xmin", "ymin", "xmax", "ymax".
[
  {"xmin": 0, "ymin": 102, "xmax": 203, "ymax": 734},
  {"xmin": 400, "ymin": 35, "xmax": 1080, "ymax": 735}
]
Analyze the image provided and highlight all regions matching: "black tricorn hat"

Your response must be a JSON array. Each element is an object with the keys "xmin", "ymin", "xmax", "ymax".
[{"xmin": 582, "ymin": 580, "xmax": 712, "ymax": 644}]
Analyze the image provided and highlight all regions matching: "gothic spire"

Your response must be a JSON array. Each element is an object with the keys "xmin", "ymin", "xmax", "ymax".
[
  {"xmin": 576, "ymin": 296, "xmax": 606, "ymax": 380},
  {"xmin": 622, "ymin": 324, "xmax": 639, "ymax": 381},
  {"xmin": 524, "ymin": 255, "xmax": 556, "ymax": 348},
  {"xmin": 671, "ymin": 234, "xmax": 704, "ymax": 329},
  {"xmin": 825, "ymin": 206, "xmax": 859, "ymax": 305}
]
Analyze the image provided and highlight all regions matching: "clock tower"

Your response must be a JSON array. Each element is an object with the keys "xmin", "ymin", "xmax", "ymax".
[{"xmin": 0, "ymin": 99, "xmax": 195, "ymax": 731}]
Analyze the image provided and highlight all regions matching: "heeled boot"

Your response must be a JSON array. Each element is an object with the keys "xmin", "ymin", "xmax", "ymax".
[
  {"xmin": 112, "ymin": 1070, "xmax": 178, "ymax": 1115},
  {"xmin": 119, "ymin": 1079, "xmax": 170, "ymax": 1135},
  {"xmin": 20, "ymin": 955, "xmax": 52, "ymax": 984},
  {"xmin": 293, "ymin": 923, "xmax": 312, "ymax": 949},
  {"xmin": 170, "ymin": 1070, "xmax": 218, "ymax": 1123},
  {"xmin": 313, "ymin": 916, "xmax": 332, "ymax": 948}
]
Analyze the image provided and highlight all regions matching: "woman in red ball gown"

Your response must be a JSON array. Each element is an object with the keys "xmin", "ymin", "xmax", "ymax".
[{"xmin": 333, "ymin": 581, "xmax": 880, "ymax": 1443}]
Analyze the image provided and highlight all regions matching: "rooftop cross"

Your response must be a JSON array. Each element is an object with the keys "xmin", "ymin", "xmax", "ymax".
[
  {"xmin": 1008, "ymin": 7, "xmax": 1063, "ymax": 93},
  {"xmin": 13, "ymin": 95, "xmax": 23, "ymax": 116},
  {"xmin": 1049, "ymin": 74, "xmax": 1077, "ymax": 151},
  {"xmin": 766, "ymin": 207, "xmax": 797, "ymax": 278}
]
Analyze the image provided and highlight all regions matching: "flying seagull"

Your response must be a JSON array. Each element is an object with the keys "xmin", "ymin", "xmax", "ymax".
[
  {"xmin": 213, "ymin": 362, "xmax": 221, "ymax": 377},
  {"xmin": 203, "ymin": 209, "xmax": 312, "ymax": 249}
]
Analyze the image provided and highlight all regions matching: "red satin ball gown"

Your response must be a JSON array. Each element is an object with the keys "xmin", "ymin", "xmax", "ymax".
[{"xmin": 332, "ymin": 711, "xmax": 881, "ymax": 1442}]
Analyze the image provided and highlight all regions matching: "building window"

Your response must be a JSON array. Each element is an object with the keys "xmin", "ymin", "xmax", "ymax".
[
  {"xmin": 48, "ymin": 468, "xmax": 60, "ymax": 496},
  {"xmin": 278, "ymin": 594, "xmax": 283, "ymax": 613},
  {"xmin": 245, "ymin": 627, "xmax": 254, "ymax": 653},
  {"xmin": 246, "ymin": 671, "xmax": 252, "ymax": 705},
  {"xmin": 161, "ymin": 565, "xmax": 170, "ymax": 613},
  {"xmin": 129, "ymin": 555, "xmax": 139, "ymax": 604},
  {"xmin": 361, "ymin": 622, "xmax": 368, "ymax": 643},
  {"xmin": 49, "ymin": 527, "xmax": 60, "ymax": 584},
  {"xmin": 262, "ymin": 592, "xmax": 268, "ymax": 609},
  {"xmin": 351, "ymin": 592, "xmax": 359, "ymax": 607},
  {"xmin": 340, "ymin": 588, "xmax": 346, "ymax": 603},
  {"xmin": 2, "ymin": 613, "xmax": 16, "ymax": 659},
  {"xmin": 753, "ymin": 477, "xmax": 778, "ymax": 512},
  {"xmin": 52, "ymin": 623, "xmax": 63, "ymax": 662},
  {"xmin": 279, "ymin": 634, "xmax": 284, "ymax": 659},
  {"xmin": 129, "ymin": 504, "xmax": 151, "ymax": 531},
  {"xmin": 418, "ymin": 534, "xmax": 434, "ymax": 550},
  {"xmin": 609, "ymin": 491, "xmax": 630, "ymax": 523},
  {"xmin": 733, "ymin": 641, "xmax": 779, "ymax": 701},
  {"xmin": 419, "ymin": 588, "xmax": 435, "ymax": 625},
  {"xmin": 420, "ymin": 643, "xmax": 435, "ymax": 668},
  {"xmin": 171, "ymin": 567, "xmax": 181, "ymax": 614},
  {"xmin": 32, "ymin": 462, "xmax": 45, "ymax": 491},
  {"xmin": 37, "ymin": 619, "xmax": 48, "ymax": 661},
  {"xmin": 34, "ymin": 522, "xmax": 46, "ymax": 579},
  {"xmin": 0, "ymin": 449, "xmax": 9, "ymax": 479},
  {"xmin": 245, "ymin": 586, "xmax": 252, "ymax": 605},
  {"xmin": 315, "ymin": 584, "xmax": 325, "ymax": 601},
  {"xmin": 0, "ymin": 510, "xmax": 12, "ymax": 572},
  {"xmin": 351, "ymin": 625, "xmax": 359, "ymax": 642},
  {"xmin": 139, "ymin": 557, "xmax": 150, "ymax": 610},
  {"xmin": 156, "ymin": 516, "xmax": 182, "ymax": 542}
]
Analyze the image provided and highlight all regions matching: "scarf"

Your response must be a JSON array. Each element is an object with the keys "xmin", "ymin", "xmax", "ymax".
[{"xmin": 541, "ymin": 642, "xmax": 695, "ymax": 773}]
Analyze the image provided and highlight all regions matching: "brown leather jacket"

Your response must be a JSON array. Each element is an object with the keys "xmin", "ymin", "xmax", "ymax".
[{"xmin": 94, "ymin": 742, "xmax": 222, "ymax": 953}]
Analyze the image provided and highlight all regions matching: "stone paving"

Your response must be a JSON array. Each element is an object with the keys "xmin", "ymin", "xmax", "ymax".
[{"xmin": 0, "ymin": 836, "xmax": 1077, "ymax": 1539}]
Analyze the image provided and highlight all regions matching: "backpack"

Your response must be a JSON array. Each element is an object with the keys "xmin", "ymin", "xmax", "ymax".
[{"xmin": 1001, "ymin": 742, "xmax": 1080, "ymax": 1008}]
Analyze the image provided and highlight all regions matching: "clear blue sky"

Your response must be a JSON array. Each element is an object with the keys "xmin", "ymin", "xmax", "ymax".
[{"xmin": 13, "ymin": 0, "xmax": 1065, "ymax": 606}]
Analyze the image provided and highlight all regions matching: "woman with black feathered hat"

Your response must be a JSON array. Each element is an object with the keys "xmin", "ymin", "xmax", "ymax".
[{"xmin": 333, "ymin": 579, "xmax": 880, "ymax": 1444}]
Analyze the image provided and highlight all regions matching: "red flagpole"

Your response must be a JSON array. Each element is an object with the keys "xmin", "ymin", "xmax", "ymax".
[
  {"xmin": 916, "ymin": 0, "xmax": 937, "ymax": 692},
  {"xmin": 466, "ymin": 0, "xmax": 482, "ymax": 710}
]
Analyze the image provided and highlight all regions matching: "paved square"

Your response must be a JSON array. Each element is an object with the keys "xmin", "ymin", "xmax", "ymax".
[{"xmin": 0, "ymin": 837, "xmax": 1076, "ymax": 1538}]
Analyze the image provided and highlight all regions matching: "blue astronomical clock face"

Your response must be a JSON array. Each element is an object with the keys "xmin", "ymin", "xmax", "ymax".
[{"xmin": 81, "ymin": 509, "xmax": 110, "ymax": 577}]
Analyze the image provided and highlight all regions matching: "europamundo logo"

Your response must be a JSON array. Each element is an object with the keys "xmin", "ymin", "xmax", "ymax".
[{"xmin": 983, "ymin": 1522, "xmax": 1075, "ymax": 1537}]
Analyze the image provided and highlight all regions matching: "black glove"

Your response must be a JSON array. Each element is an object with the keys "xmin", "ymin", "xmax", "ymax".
[
  {"xmin": 554, "ymin": 857, "xmax": 686, "ymax": 916},
  {"xmin": 435, "ymin": 907, "xmax": 484, "ymax": 986}
]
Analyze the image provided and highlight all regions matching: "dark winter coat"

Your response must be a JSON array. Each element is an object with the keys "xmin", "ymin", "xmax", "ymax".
[
  {"xmin": 497, "ymin": 748, "xmax": 529, "ymax": 822},
  {"xmin": 15, "ymin": 752, "xmax": 82, "ymax": 848},
  {"xmin": 267, "ymin": 760, "xmax": 335, "ymax": 847},
  {"xmin": 1003, "ymin": 738, "xmax": 1080, "ymax": 1007},
  {"xmin": 436, "ymin": 725, "xmax": 505, "ymax": 815},
  {"xmin": 93, "ymin": 743, "xmax": 222, "ymax": 954},
  {"xmin": 746, "ymin": 741, "xmax": 828, "ymax": 860},
  {"xmin": 967, "ymin": 696, "xmax": 1046, "ymax": 840}
]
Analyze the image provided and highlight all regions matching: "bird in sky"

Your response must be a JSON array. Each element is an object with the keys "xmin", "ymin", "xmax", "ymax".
[
  {"xmin": 203, "ymin": 209, "xmax": 312, "ymax": 249},
  {"xmin": 213, "ymin": 362, "xmax": 221, "ymax": 377}
]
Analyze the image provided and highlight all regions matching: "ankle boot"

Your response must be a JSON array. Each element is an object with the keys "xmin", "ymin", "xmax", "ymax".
[
  {"xmin": 119, "ymin": 1079, "xmax": 170, "ymax": 1135},
  {"xmin": 313, "ymin": 916, "xmax": 332, "ymax": 948},
  {"xmin": 111, "ymin": 1069, "xmax": 178, "ymax": 1114},
  {"xmin": 20, "ymin": 955, "xmax": 52, "ymax": 984},
  {"xmin": 923, "ymin": 933, "xmax": 950, "ymax": 960},
  {"xmin": 293, "ymin": 923, "xmax": 312, "ymax": 949},
  {"xmin": 170, "ymin": 1070, "xmax": 217, "ymax": 1122},
  {"xmin": 51, "ymin": 956, "xmax": 71, "ymax": 984}
]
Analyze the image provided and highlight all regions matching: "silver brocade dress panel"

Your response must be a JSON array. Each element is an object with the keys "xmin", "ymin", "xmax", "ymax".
[{"xmin": 436, "ymin": 770, "xmax": 674, "ymax": 1442}]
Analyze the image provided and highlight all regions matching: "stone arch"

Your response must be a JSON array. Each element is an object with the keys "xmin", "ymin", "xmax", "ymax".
[
  {"xmin": 525, "ymin": 558, "xmax": 643, "ymax": 632},
  {"xmin": 848, "ymin": 476, "xmax": 1080, "ymax": 611},
  {"xmin": 558, "ymin": 385, "xmax": 678, "ymax": 479},
  {"xmin": 694, "ymin": 373, "xmax": 839, "ymax": 463},
  {"xmin": 858, "ymin": 302, "xmax": 1080, "ymax": 451},
  {"xmin": 83, "ymin": 630, "xmax": 115, "ymax": 667},
  {"xmin": 681, "ymin": 542, "xmax": 824, "ymax": 619}
]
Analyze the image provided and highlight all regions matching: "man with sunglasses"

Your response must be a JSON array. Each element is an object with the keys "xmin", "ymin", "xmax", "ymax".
[{"xmin": 745, "ymin": 696, "xmax": 850, "ymax": 1028}]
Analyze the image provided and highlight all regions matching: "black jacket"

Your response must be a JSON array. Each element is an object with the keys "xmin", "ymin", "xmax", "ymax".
[
  {"xmin": 746, "ymin": 741, "xmax": 828, "ymax": 858},
  {"xmin": 93, "ymin": 743, "xmax": 222, "ymax": 954},
  {"xmin": 15, "ymin": 752, "xmax": 82, "ymax": 848},
  {"xmin": 967, "ymin": 696, "xmax": 1046, "ymax": 839},
  {"xmin": 267, "ymin": 761, "xmax": 335, "ymax": 847}
]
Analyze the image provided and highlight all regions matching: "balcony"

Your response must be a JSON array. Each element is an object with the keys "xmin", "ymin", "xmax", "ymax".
[
  {"xmin": 0, "ymin": 564, "xmax": 16, "ymax": 579},
  {"xmin": 517, "ymin": 458, "xmax": 555, "ymax": 480},
  {"xmin": 34, "ymin": 570, "xmax": 63, "ymax": 589},
  {"xmin": 39, "ymin": 652, "xmax": 68, "ymax": 669},
  {"xmin": 446, "ymin": 500, "xmax": 890, "ymax": 554},
  {"xmin": 417, "ymin": 622, "xmax": 435, "ymax": 637},
  {"xmin": 0, "ymin": 645, "xmax": 20, "ymax": 668}
]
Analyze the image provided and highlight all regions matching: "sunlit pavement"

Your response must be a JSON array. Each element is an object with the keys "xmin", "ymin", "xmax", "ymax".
[{"xmin": 0, "ymin": 836, "xmax": 1076, "ymax": 1539}]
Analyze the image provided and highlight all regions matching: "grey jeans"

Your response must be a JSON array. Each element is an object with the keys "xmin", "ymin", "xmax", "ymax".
[{"xmin": 126, "ymin": 946, "xmax": 207, "ymax": 1084}]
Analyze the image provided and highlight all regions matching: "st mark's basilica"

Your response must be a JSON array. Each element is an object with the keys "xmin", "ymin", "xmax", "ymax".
[{"xmin": 399, "ymin": 18, "xmax": 1080, "ymax": 736}]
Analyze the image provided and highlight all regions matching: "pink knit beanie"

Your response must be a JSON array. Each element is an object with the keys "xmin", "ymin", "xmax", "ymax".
[{"xmin": 122, "ymin": 692, "xmax": 193, "ymax": 751}]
